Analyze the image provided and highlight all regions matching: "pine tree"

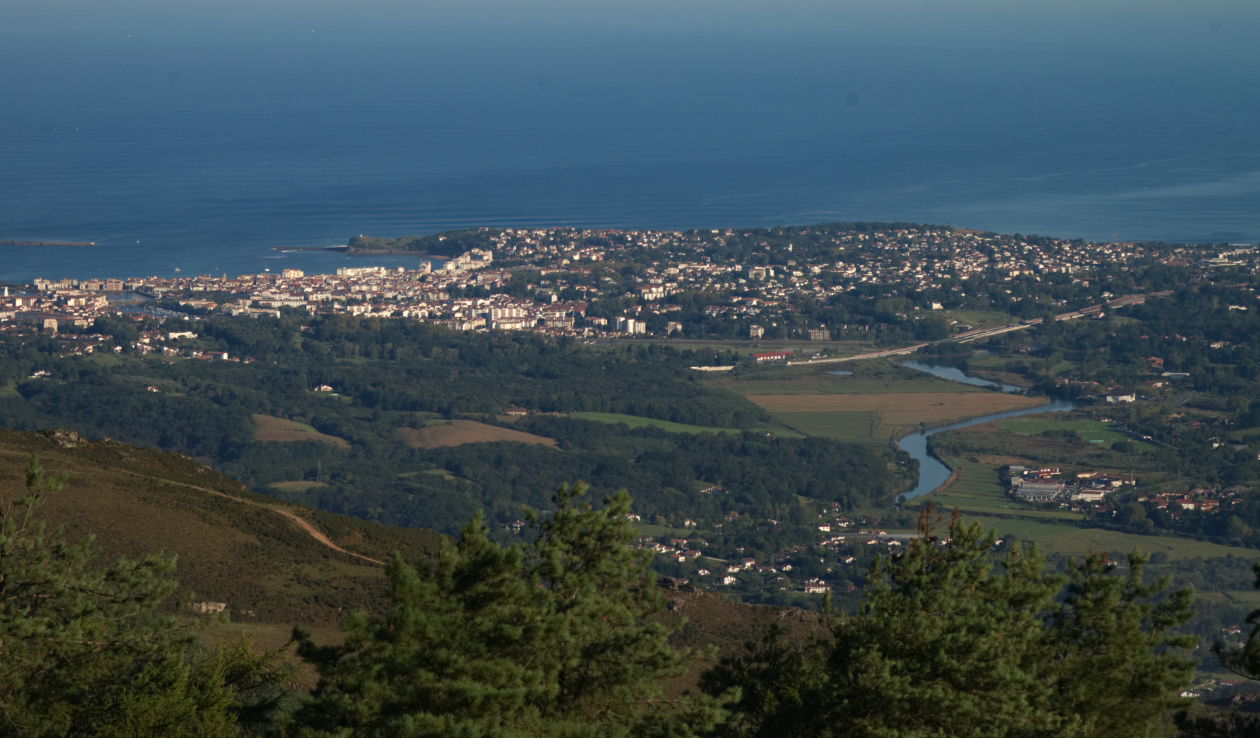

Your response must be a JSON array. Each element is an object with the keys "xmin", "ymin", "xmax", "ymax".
[
  {"xmin": 1047, "ymin": 551, "xmax": 1195, "ymax": 737},
  {"xmin": 0, "ymin": 455, "xmax": 288, "ymax": 737},
  {"xmin": 292, "ymin": 483, "xmax": 732, "ymax": 738},
  {"xmin": 703, "ymin": 507, "xmax": 1196, "ymax": 738},
  {"xmin": 1213, "ymin": 562, "xmax": 1260, "ymax": 680},
  {"xmin": 822, "ymin": 511, "xmax": 1065, "ymax": 738}
]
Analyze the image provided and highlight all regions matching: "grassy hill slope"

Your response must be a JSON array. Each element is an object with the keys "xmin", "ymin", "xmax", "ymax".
[
  {"xmin": 0, "ymin": 428, "xmax": 442, "ymax": 626},
  {"xmin": 0, "ymin": 428, "xmax": 815, "ymax": 683}
]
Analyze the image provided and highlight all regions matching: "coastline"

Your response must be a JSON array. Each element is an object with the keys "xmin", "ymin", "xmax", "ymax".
[{"xmin": 1, "ymin": 240, "xmax": 96, "ymax": 247}]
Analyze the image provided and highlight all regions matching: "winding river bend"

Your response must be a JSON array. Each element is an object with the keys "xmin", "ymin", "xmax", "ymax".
[{"xmin": 895, "ymin": 362, "xmax": 1078, "ymax": 501}]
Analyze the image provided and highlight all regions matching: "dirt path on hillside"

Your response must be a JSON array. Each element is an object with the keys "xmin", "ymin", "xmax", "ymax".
[
  {"xmin": 268, "ymin": 507, "xmax": 384, "ymax": 565},
  {"xmin": 108, "ymin": 467, "xmax": 386, "ymax": 565}
]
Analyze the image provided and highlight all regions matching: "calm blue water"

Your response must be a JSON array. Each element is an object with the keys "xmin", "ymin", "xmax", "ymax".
[
  {"xmin": 900, "ymin": 360, "xmax": 1024, "ymax": 393},
  {"xmin": 3, "ymin": 9, "xmax": 1259, "ymax": 281},
  {"xmin": 895, "ymin": 360, "xmax": 1078, "ymax": 500}
]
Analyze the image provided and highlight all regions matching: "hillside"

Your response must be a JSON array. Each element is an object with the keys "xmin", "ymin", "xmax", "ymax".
[
  {"xmin": 0, "ymin": 428, "xmax": 443, "ymax": 626},
  {"xmin": 0, "ymin": 428, "xmax": 811, "ymax": 672}
]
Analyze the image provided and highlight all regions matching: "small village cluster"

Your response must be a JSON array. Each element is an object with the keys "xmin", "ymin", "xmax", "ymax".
[
  {"xmin": 1008, "ymin": 463, "xmax": 1249, "ymax": 517},
  {"xmin": 619, "ymin": 503, "xmax": 920, "ymax": 594}
]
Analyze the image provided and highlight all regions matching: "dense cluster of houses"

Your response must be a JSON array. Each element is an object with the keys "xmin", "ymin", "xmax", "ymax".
[
  {"xmin": 10, "ymin": 225, "xmax": 1239, "ymax": 344},
  {"xmin": 1135, "ymin": 486, "xmax": 1250, "ymax": 515}
]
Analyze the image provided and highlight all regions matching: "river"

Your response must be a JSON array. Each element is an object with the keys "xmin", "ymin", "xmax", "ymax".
[{"xmin": 894, "ymin": 362, "xmax": 1078, "ymax": 501}]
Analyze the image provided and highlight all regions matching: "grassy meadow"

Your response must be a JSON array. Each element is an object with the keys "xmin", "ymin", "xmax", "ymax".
[
  {"xmin": 396, "ymin": 419, "xmax": 560, "ymax": 449},
  {"xmin": 995, "ymin": 417, "xmax": 1159, "ymax": 452},
  {"xmin": 925, "ymin": 457, "xmax": 1085, "ymax": 522},
  {"xmin": 568, "ymin": 412, "xmax": 741, "ymax": 435},
  {"xmin": 252, "ymin": 414, "xmax": 351, "ymax": 449}
]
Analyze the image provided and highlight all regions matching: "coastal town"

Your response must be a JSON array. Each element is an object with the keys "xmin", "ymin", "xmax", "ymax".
[{"xmin": 2, "ymin": 225, "xmax": 1255, "ymax": 348}]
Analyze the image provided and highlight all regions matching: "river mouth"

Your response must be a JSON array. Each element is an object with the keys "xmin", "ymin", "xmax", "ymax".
[{"xmin": 894, "ymin": 361, "xmax": 1077, "ymax": 501}]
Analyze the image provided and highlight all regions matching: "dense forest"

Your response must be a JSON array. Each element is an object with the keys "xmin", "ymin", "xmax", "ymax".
[{"xmin": 0, "ymin": 315, "xmax": 906, "ymax": 543}]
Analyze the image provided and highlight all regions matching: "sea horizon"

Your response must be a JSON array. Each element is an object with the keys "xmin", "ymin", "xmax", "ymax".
[{"xmin": 4, "ymin": 6, "xmax": 1258, "ymax": 282}]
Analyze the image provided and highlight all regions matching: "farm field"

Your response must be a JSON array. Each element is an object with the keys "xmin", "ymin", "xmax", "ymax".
[
  {"xmin": 771, "ymin": 411, "xmax": 884, "ymax": 443},
  {"xmin": 268, "ymin": 481, "xmax": 328, "ymax": 493},
  {"xmin": 252, "ymin": 414, "xmax": 351, "ymax": 449},
  {"xmin": 721, "ymin": 372, "xmax": 983, "ymax": 396},
  {"xmin": 0, "ymin": 379, "xmax": 17, "ymax": 399},
  {"xmin": 747, "ymin": 392, "xmax": 1044, "ymax": 444},
  {"xmin": 994, "ymin": 417, "xmax": 1159, "ymax": 452},
  {"xmin": 954, "ymin": 515, "xmax": 1260, "ymax": 561},
  {"xmin": 395, "ymin": 419, "xmax": 559, "ymax": 449},
  {"xmin": 568, "ymin": 412, "xmax": 741, "ymax": 435},
  {"xmin": 926, "ymin": 457, "xmax": 1085, "ymax": 522}
]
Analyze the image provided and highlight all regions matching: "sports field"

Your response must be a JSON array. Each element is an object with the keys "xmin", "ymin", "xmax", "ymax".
[
  {"xmin": 252, "ymin": 415, "xmax": 351, "ymax": 449},
  {"xmin": 569, "ymin": 412, "xmax": 740, "ymax": 435},
  {"xmin": 395, "ymin": 420, "xmax": 559, "ymax": 449}
]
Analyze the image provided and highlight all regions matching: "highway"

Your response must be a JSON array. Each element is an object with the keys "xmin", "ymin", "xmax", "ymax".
[{"xmin": 789, "ymin": 292, "xmax": 1170, "ymax": 366}]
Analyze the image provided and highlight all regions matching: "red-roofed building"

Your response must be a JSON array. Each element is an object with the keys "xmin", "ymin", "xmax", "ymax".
[{"xmin": 752, "ymin": 351, "xmax": 793, "ymax": 362}]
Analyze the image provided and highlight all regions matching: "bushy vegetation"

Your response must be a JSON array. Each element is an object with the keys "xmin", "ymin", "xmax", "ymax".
[{"xmin": 1, "ymin": 461, "xmax": 1212, "ymax": 737}]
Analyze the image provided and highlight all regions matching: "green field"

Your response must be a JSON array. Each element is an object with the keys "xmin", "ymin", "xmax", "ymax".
[
  {"xmin": 771, "ymin": 411, "xmax": 884, "ymax": 443},
  {"xmin": 569, "ymin": 412, "xmax": 740, "ymax": 435},
  {"xmin": 940, "ymin": 310, "xmax": 1022, "ymax": 330},
  {"xmin": 994, "ymin": 418, "xmax": 1158, "ymax": 452},
  {"xmin": 85, "ymin": 352, "xmax": 124, "ymax": 367},
  {"xmin": 725, "ymin": 376, "xmax": 981, "ymax": 396},
  {"xmin": 927, "ymin": 457, "xmax": 1085, "ymax": 522},
  {"xmin": 1228, "ymin": 426, "xmax": 1260, "ymax": 442},
  {"xmin": 954, "ymin": 515, "xmax": 1260, "ymax": 561},
  {"xmin": 634, "ymin": 523, "xmax": 703, "ymax": 539},
  {"xmin": 0, "ymin": 379, "xmax": 17, "ymax": 399}
]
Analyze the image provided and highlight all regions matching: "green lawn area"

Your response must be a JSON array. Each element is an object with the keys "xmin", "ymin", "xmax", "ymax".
[
  {"xmin": 634, "ymin": 523, "xmax": 702, "ymax": 539},
  {"xmin": 568, "ymin": 412, "xmax": 739, "ymax": 435},
  {"xmin": 772, "ymin": 411, "xmax": 883, "ymax": 444},
  {"xmin": 940, "ymin": 310, "xmax": 1022, "ymax": 330},
  {"xmin": 1228, "ymin": 426, "xmax": 1260, "ymax": 442},
  {"xmin": 85, "ymin": 353, "xmax": 123, "ymax": 367},
  {"xmin": 927, "ymin": 457, "xmax": 1085, "ymax": 522},
  {"xmin": 0, "ymin": 379, "xmax": 18, "ymax": 399},
  {"xmin": 994, "ymin": 418, "xmax": 1158, "ymax": 452},
  {"xmin": 954, "ymin": 516, "xmax": 1260, "ymax": 561}
]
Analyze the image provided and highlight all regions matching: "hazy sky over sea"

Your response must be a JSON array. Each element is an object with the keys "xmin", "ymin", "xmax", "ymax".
[{"xmin": 2, "ymin": 0, "xmax": 1259, "ymax": 279}]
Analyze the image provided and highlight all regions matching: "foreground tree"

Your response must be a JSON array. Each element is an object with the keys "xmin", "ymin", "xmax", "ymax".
[
  {"xmin": 704, "ymin": 508, "xmax": 1195, "ymax": 738},
  {"xmin": 1185, "ymin": 562, "xmax": 1260, "ymax": 736},
  {"xmin": 0, "ymin": 456, "xmax": 290, "ymax": 737},
  {"xmin": 292, "ymin": 483, "xmax": 732, "ymax": 738}
]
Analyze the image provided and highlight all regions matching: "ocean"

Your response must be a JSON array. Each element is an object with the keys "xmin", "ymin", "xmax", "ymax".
[{"xmin": 2, "ymin": 8, "xmax": 1258, "ymax": 281}]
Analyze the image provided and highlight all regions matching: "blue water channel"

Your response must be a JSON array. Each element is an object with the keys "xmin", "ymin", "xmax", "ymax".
[{"xmin": 895, "ymin": 362, "xmax": 1077, "ymax": 501}]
